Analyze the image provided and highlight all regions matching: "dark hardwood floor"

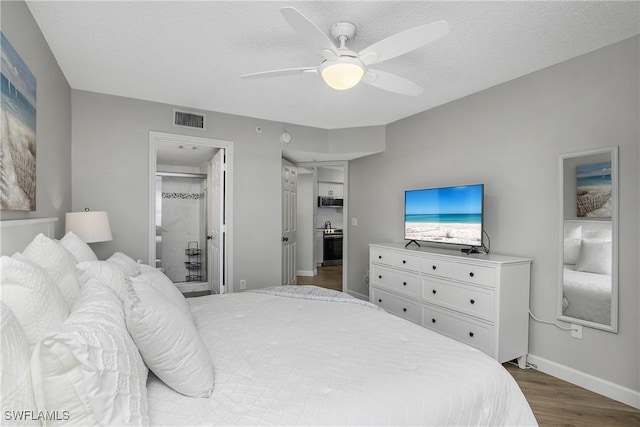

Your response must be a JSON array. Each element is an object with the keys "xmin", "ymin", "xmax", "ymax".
[
  {"xmin": 297, "ymin": 264, "xmax": 343, "ymax": 291},
  {"xmin": 504, "ymin": 363, "xmax": 640, "ymax": 426}
]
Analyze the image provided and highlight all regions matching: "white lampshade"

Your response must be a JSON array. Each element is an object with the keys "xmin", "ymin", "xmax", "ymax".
[
  {"xmin": 65, "ymin": 210, "xmax": 113, "ymax": 243},
  {"xmin": 320, "ymin": 58, "xmax": 365, "ymax": 91}
]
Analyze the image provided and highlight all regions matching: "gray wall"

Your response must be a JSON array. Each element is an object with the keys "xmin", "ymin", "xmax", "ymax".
[
  {"xmin": 348, "ymin": 36, "xmax": 639, "ymax": 391},
  {"xmin": 0, "ymin": 1, "xmax": 71, "ymax": 237},
  {"xmin": 71, "ymin": 90, "xmax": 351, "ymax": 291}
]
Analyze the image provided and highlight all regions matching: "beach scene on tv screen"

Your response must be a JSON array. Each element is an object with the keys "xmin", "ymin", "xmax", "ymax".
[{"xmin": 405, "ymin": 185, "xmax": 482, "ymax": 246}]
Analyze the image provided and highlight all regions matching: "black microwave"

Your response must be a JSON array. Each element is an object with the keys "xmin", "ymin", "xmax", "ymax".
[{"xmin": 318, "ymin": 197, "xmax": 343, "ymax": 207}]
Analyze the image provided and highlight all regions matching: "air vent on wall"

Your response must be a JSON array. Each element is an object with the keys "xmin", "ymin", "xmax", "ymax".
[{"xmin": 173, "ymin": 109, "xmax": 206, "ymax": 130}]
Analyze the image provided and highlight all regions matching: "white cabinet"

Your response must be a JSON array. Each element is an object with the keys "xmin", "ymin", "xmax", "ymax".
[
  {"xmin": 369, "ymin": 243, "xmax": 531, "ymax": 366},
  {"xmin": 318, "ymin": 182, "xmax": 343, "ymax": 198}
]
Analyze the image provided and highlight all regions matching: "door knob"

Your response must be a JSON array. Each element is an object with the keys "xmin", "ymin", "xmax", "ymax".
[
  {"xmin": 206, "ymin": 235, "xmax": 213, "ymax": 240},
  {"xmin": 282, "ymin": 237, "xmax": 289, "ymax": 242}
]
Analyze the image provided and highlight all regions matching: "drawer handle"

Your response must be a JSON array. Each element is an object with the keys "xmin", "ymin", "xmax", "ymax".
[
  {"xmin": 469, "ymin": 332, "xmax": 474, "ymax": 338},
  {"xmin": 470, "ymin": 299, "xmax": 475, "ymax": 305},
  {"xmin": 402, "ymin": 260, "xmax": 407, "ymax": 264},
  {"xmin": 378, "ymin": 255, "xmax": 382, "ymax": 259},
  {"xmin": 432, "ymin": 265, "xmax": 437, "ymax": 270},
  {"xmin": 432, "ymin": 289, "xmax": 437, "ymax": 294},
  {"xmin": 469, "ymin": 272, "xmax": 475, "ymax": 278},
  {"xmin": 403, "ymin": 308, "xmax": 407, "ymax": 312},
  {"xmin": 403, "ymin": 282, "xmax": 407, "ymax": 286},
  {"xmin": 378, "ymin": 275, "xmax": 382, "ymax": 279},
  {"xmin": 431, "ymin": 318, "xmax": 436, "ymax": 323},
  {"xmin": 378, "ymin": 299, "xmax": 382, "ymax": 303}
]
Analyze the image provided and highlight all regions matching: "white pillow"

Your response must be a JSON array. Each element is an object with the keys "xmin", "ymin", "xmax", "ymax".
[
  {"xmin": 77, "ymin": 260, "xmax": 128, "ymax": 299},
  {"xmin": 108, "ymin": 252, "xmax": 141, "ymax": 277},
  {"xmin": 31, "ymin": 279, "xmax": 149, "ymax": 426},
  {"xmin": 59, "ymin": 231, "xmax": 98, "ymax": 263},
  {"xmin": 564, "ymin": 224, "xmax": 581, "ymax": 239},
  {"xmin": 1, "ymin": 302, "xmax": 39, "ymax": 426},
  {"xmin": 563, "ymin": 238, "xmax": 582, "ymax": 265},
  {"xmin": 124, "ymin": 279, "xmax": 214, "ymax": 397},
  {"xmin": 575, "ymin": 239, "xmax": 612, "ymax": 275},
  {"xmin": 23, "ymin": 233, "xmax": 81, "ymax": 306},
  {"xmin": 136, "ymin": 264, "xmax": 192, "ymax": 320},
  {"xmin": 0, "ymin": 256, "xmax": 69, "ymax": 351}
]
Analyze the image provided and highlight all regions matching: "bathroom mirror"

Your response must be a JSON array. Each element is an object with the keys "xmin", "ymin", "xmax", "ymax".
[{"xmin": 558, "ymin": 146, "xmax": 618, "ymax": 332}]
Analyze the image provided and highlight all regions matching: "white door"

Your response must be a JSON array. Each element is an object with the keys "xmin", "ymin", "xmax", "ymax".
[
  {"xmin": 208, "ymin": 149, "xmax": 225, "ymax": 294},
  {"xmin": 282, "ymin": 160, "xmax": 297, "ymax": 285}
]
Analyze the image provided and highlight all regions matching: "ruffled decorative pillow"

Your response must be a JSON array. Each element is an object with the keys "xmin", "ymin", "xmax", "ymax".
[{"xmin": 31, "ymin": 279, "xmax": 149, "ymax": 426}]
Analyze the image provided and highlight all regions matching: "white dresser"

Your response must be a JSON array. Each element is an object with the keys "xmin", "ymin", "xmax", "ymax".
[{"xmin": 369, "ymin": 243, "xmax": 532, "ymax": 367}]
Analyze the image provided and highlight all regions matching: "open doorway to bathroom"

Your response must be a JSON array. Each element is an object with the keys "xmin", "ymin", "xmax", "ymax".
[{"xmin": 149, "ymin": 132, "xmax": 234, "ymax": 295}]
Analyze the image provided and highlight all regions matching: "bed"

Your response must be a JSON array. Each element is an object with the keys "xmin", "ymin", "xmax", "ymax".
[{"xmin": 0, "ymin": 218, "xmax": 537, "ymax": 426}]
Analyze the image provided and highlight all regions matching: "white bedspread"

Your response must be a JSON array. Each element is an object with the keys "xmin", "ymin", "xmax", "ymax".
[
  {"xmin": 146, "ymin": 290, "xmax": 536, "ymax": 426},
  {"xmin": 563, "ymin": 266, "xmax": 611, "ymax": 324}
]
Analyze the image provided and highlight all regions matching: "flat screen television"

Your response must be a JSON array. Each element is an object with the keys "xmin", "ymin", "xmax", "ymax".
[{"xmin": 404, "ymin": 184, "xmax": 484, "ymax": 249}]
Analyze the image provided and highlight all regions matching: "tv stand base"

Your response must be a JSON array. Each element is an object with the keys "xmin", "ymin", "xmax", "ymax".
[
  {"xmin": 404, "ymin": 240, "xmax": 421, "ymax": 248},
  {"xmin": 461, "ymin": 246, "xmax": 480, "ymax": 255}
]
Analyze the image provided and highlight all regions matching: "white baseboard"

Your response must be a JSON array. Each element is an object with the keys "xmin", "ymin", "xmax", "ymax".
[
  {"xmin": 527, "ymin": 354, "xmax": 640, "ymax": 409},
  {"xmin": 347, "ymin": 289, "xmax": 369, "ymax": 301},
  {"xmin": 297, "ymin": 269, "xmax": 316, "ymax": 277}
]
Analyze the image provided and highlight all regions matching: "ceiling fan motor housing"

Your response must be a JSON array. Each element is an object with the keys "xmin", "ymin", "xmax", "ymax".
[{"xmin": 330, "ymin": 21, "xmax": 357, "ymax": 42}]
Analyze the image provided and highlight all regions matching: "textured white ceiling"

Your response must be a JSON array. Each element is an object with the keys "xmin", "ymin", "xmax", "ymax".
[{"xmin": 27, "ymin": 1, "xmax": 640, "ymax": 130}]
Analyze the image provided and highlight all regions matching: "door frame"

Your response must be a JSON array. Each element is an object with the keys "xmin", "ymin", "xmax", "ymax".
[
  {"xmin": 296, "ymin": 160, "xmax": 349, "ymax": 295},
  {"xmin": 148, "ymin": 131, "xmax": 234, "ymax": 293}
]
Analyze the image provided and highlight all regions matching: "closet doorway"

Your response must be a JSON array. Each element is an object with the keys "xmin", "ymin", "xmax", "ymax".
[{"xmin": 148, "ymin": 132, "xmax": 234, "ymax": 294}]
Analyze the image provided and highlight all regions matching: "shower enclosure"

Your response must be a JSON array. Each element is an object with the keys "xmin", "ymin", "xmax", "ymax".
[{"xmin": 155, "ymin": 172, "xmax": 208, "ymax": 286}]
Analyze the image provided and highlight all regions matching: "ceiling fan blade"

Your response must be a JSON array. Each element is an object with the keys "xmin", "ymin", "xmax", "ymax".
[
  {"xmin": 363, "ymin": 69, "xmax": 423, "ymax": 96},
  {"xmin": 241, "ymin": 67, "xmax": 317, "ymax": 79},
  {"xmin": 359, "ymin": 20, "xmax": 450, "ymax": 65},
  {"xmin": 280, "ymin": 7, "xmax": 339, "ymax": 56}
]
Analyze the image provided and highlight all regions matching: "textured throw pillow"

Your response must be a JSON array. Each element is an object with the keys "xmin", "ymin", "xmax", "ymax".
[
  {"xmin": 108, "ymin": 252, "xmax": 142, "ymax": 278},
  {"xmin": 575, "ymin": 239, "xmax": 612, "ymax": 275},
  {"xmin": 563, "ymin": 238, "xmax": 582, "ymax": 265},
  {"xmin": 59, "ymin": 231, "xmax": 98, "ymax": 263},
  {"xmin": 77, "ymin": 260, "xmax": 128, "ymax": 299},
  {"xmin": 0, "ymin": 302, "xmax": 39, "ymax": 426},
  {"xmin": 0, "ymin": 256, "xmax": 69, "ymax": 351},
  {"xmin": 23, "ymin": 233, "xmax": 81, "ymax": 306},
  {"xmin": 124, "ymin": 279, "xmax": 214, "ymax": 397},
  {"xmin": 31, "ymin": 279, "xmax": 149, "ymax": 426},
  {"xmin": 136, "ymin": 264, "xmax": 193, "ymax": 320}
]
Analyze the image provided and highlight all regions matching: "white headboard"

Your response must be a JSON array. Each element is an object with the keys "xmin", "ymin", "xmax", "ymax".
[{"xmin": 0, "ymin": 218, "xmax": 58, "ymax": 256}]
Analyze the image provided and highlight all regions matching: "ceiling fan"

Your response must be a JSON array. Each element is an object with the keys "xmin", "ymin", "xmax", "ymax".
[{"xmin": 241, "ymin": 7, "xmax": 450, "ymax": 96}]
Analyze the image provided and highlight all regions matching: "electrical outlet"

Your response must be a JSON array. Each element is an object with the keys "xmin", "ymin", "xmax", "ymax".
[
  {"xmin": 240, "ymin": 279, "xmax": 246, "ymax": 290},
  {"xmin": 571, "ymin": 324, "xmax": 583, "ymax": 339},
  {"xmin": 352, "ymin": 217, "xmax": 358, "ymax": 226}
]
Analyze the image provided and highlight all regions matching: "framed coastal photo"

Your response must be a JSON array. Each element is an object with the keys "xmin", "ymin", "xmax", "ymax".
[
  {"xmin": 576, "ymin": 161, "xmax": 612, "ymax": 218},
  {"xmin": 1, "ymin": 32, "xmax": 37, "ymax": 211}
]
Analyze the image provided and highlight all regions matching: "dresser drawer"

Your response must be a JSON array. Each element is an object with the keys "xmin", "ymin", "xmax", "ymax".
[
  {"xmin": 421, "ymin": 278, "xmax": 495, "ymax": 321},
  {"xmin": 370, "ymin": 247, "xmax": 393, "ymax": 267},
  {"xmin": 392, "ymin": 253, "xmax": 421, "ymax": 272},
  {"xmin": 371, "ymin": 265, "xmax": 418, "ymax": 297},
  {"xmin": 421, "ymin": 257, "xmax": 454, "ymax": 279},
  {"xmin": 453, "ymin": 263, "xmax": 496, "ymax": 287},
  {"xmin": 371, "ymin": 287, "xmax": 419, "ymax": 323},
  {"xmin": 421, "ymin": 304, "xmax": 493, "ymax": 356}
]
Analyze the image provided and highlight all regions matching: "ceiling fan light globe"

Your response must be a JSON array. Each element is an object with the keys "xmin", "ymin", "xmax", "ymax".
[{"xmin": 320, "ymin": 61, "xmax": 365, "ymax": 90}]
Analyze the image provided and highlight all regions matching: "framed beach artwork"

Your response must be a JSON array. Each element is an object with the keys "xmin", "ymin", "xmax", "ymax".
[
  {"xmin": 1, "ymin": 32, "xmax": 37, "ymax": 211},
  {"xmin": 576, "ymin": 161, "xmax": 612, "ymax": 218}
]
